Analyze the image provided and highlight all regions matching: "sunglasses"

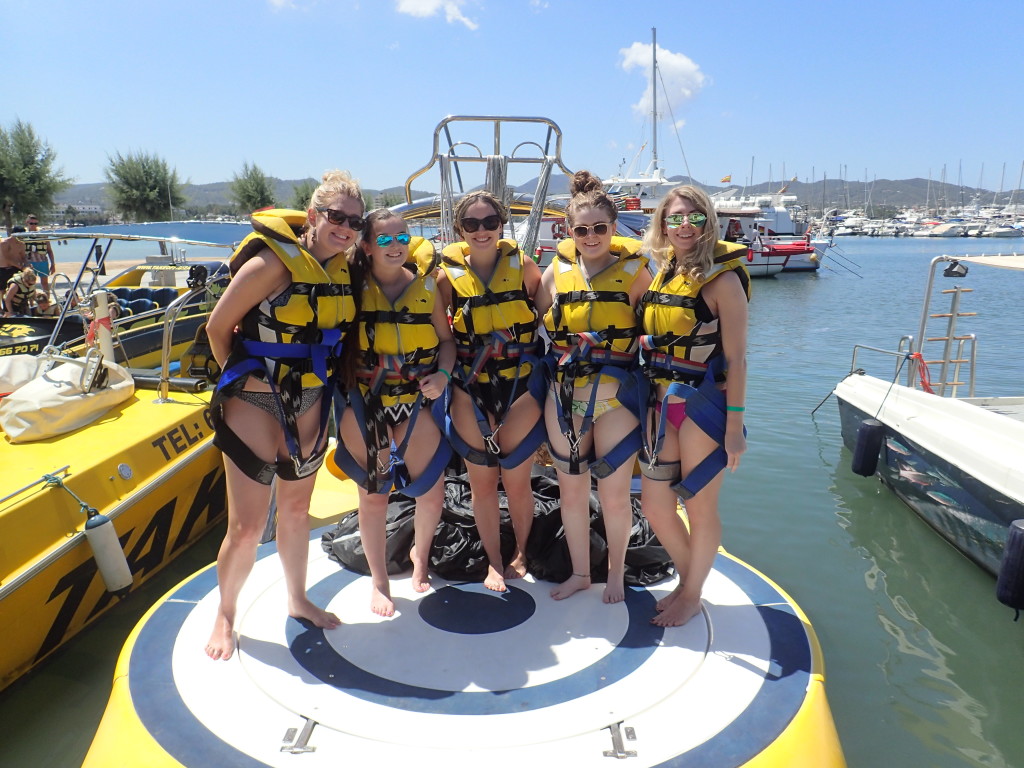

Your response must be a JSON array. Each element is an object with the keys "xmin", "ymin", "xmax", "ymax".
[
  {"xmin": 375, "ymin": 233, "xmax": 411, "ymax": 247},
  {"xmin": 316, "ymin": 207, "xmax": 366, "ymax": 230},
  {"xmin": 460, "ymin": 215, "xmax": 502, "ymax": 233},
  {"xmin": 27, "ymin": 221, "xmax": 39, "ymax": 226},
  {"xmin": 571, "ymin": 222, "xmax": 611, "ymax": 238},
  {"xmin": 664, "ymin": 212, "xmax": 708, "ymax": 228}
]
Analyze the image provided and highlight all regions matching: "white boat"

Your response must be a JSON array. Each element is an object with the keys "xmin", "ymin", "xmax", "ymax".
[
  {"xmin": 982, "ymin": 224, "xmax": 1023, "ymax": 238},
  {"xmin": 834, "ymin": 253, "xmax": 1024, "ymax": 579},
  {"xmin": 0, "ymin": 232, "xmax": 233, "ymax": 691}
]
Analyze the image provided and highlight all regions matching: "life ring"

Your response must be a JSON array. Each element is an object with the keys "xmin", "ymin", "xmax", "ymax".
[{"xmin": 552, "ymin": 220, "xmax": 567, "ymax": 239}]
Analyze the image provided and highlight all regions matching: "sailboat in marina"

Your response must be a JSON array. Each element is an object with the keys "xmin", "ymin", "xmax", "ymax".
[{"xmin": 601, "ymin": 28, "xmax": 819, "ymax": 275}]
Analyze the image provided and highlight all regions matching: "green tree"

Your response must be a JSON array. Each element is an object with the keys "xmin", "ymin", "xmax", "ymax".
[
  {"xmin": 0, "ymin": 119, "xmax": 72, "ymax": 234},
  {"xmin": 289, "ymin": 178, "xmax": 317, "ymax": 210},
  {"xmin": 105, "ymin": 150, "xmax": 186, "ymax": 222},
  {"xmin": 230, "ymin": 162, "xmax": 276, "ymax": 213}
]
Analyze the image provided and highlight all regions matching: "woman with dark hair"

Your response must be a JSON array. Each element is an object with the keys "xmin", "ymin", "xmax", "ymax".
[
  {"xmin": 534, "ymin": 171, "xmax": 652, "ymax": 603},
  {"xmin": 637, "ymin": 184, "xmax": 749, "ymax": 626},
  {"xmin": 204, "ymin": 170, "xmax": 364, "ymax": 660},
  {"xmin": 333, "ymin": 209, "xmax": 455, "ymax": 616},
  {"xmin": 436, "ymin": 191, "xmax": 545, "ymax": 592}
]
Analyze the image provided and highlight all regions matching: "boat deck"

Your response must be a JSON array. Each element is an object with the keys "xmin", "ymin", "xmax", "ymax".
[
  {"xmin": 969, "ymin": 397, "xmax": 1024, "ymax": 424},
  {"xmin": 86, "ymin": 533, "xmax": 843, "ymax": 767}
]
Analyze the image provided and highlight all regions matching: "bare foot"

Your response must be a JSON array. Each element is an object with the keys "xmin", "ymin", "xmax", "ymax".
[
  {"xmin": 550, "ymin": 573, "xmax": 590, "ymax": 600},
  {"xmin": 289, "ymin": 596, "xmax": 342, "ymax": 629},
  {"xmin": 503, "ymin": 552, "xmax": 527, "ymax": 580},
  {"xmin": 603, "ymin": 579, "xmax": 626, "ymax": 604},
  {"xmin": 411, "ymin": 562, "xmax": 432, "ymax": 593},
  {"xmin": 370, "ymin": 583, "xmax": 395, "ymax": 617},
  {"xmin": 205, "ymin": 610, "xmax": 235, "ymax": 661},
  {"xmin": 656, "ymin": 582, "xmax": 685, "ymax": 612},
  {"xmin": 484, "ymin": 565, "xmax": 507, "ymax": 592},
  {"xmin": 652, "ymin": 595, "xmax": 703, "ymax": 627}
]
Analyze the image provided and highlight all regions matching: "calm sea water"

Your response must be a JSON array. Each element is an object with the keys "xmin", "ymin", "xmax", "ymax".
[{"xmin": 2, "ymin": 232, "xmax": 1023, "ymax": 767}]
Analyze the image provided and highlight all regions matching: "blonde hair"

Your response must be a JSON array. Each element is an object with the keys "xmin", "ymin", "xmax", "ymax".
[
  {"xmin": 21, "ymin": 267, "xmax": 38, "ymax": 284},
  {"xmin": 643, "ymin": 185, "xmax": 719, "ymax": 279},
  {"xmin": 308, "ymin": 169, "xmax": 363, "ymax": 212}
]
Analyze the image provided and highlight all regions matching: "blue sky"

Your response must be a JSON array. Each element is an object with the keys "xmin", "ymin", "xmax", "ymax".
[{"xmin": 4, "ymin": 0, "xmax": 1023, "ymax": 193}]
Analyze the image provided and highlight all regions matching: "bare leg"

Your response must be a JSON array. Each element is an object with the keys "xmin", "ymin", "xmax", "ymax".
[
  {"xmin": 592, "ymin": 406, "xmax": 640, "ymax": 604},
  {"xmin": 465, "ymin": 461, "xmax": 507, "ymax": 592},
  {"xmin": 357, "ymin": 487, "xmax": 394, "ymax": 616},
  {"xmin": 397, "ymin": 413, "xmax": 446, "ymax": 593},
  {"xmin": 501, "ymin": 459, "xmax": 535, "ymax": 580},
  {"xmin": 205, "ymin": 454, "xmax": 273, "ymax": 661},
  {"xmin": 640, "ymin": 462, "xmax": 693, "ymax": 612},
  {"xmin": 652, "ymin": 416, "xmax": 724, "ymax": 628}
]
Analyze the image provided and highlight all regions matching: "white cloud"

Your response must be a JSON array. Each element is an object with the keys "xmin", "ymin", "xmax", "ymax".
[
  {"xmin": 619, "ymin": 42, "xmax": 705, "ymax": 121},
  {"xmin": 529, "ymin": 0, "xmax": 549, "ymax": 9},
  {"xmin": 395, "ymin": 0, "xmax": 479, "ymax": 29}
]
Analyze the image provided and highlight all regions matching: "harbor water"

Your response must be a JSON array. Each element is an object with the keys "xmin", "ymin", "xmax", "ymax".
[{"xmin": 1, "ymin": 233, "xmax": 1023, "ymax": 767}]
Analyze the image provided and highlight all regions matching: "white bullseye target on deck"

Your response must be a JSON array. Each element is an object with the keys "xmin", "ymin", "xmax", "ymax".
[{"xmin": 128, "ymin": 536, "xmax": 812, "ymax": 767}]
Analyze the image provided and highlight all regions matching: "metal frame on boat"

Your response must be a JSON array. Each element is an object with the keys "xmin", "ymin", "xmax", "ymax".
[
  {"xmin": 0, "ymin": 233, "xmax": 234, "ymax": 691},
  {"xmin": 834, "ymin": 253, "xmax": 1024, "ymax": 579}
]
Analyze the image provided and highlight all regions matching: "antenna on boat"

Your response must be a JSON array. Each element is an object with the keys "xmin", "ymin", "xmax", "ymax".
[{"xmin": 651, "ymin": 27, "xmax": 658, "ymax": 175}]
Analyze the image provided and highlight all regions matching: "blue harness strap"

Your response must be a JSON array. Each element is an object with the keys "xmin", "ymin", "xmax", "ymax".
[
  {"xmin": 543, "ymin": 359, "xmax": 646, "ymax": 478},
  {"xmin": 446, "ymin": 359, "xmax": 547, "ymax": 469},
  {"xmin": 641, "ymin": 357, "xmax": 745, "ymax": 500},
  {"xmin": 332, "ymin": 387, "xmax": 452, "ymax": 498}
]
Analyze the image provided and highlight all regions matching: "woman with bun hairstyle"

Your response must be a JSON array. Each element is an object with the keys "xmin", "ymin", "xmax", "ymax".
[
  {"xmin": 636, "ymin": 184, "xmax": 749, "ymax": 626},
  {"xmin": 205, "ymin": 170, "xmax": 364, "ymax": 660},
  {"xmin": 333, "ymin": 209, "xmax": 455, "ymax": 616},
  {"xmin": 436, "ymin": 191, "xmax": 546, "ymax": 593},
  {"xmin": 534, "ymin": 171, "xmax": 652, "ymax": 603}
]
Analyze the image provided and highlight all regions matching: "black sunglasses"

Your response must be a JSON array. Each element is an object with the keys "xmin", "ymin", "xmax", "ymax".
[
  {"xmin": 460, "ymin": 215, "xmax": 502, "ymax": 233},
  {"xmin": 316, "ymin": 207, "xmax": 366, "ymax": 230}
]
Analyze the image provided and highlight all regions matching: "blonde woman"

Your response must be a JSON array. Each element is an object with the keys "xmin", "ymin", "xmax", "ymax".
[
  {"xmin": 637, "ymin": 185, "xmax": 750, "ymax": 626},
  {"xmin": 205, "ymin": 170, "xmax": 364, "ymax": 660}
]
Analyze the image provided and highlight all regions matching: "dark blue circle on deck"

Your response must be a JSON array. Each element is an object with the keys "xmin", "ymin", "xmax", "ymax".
[{"xmin": 418, "ymin": 584, "xmax": 534, "ymax": 634}]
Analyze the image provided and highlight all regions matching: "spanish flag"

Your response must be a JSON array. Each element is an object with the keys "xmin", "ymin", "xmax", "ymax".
[{"xmin": 720, "ymin": 175, "xmax": 732, "ymax": 183}]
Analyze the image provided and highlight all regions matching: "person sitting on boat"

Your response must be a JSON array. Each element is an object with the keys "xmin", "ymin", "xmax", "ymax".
[
  {"xmin": 436, "ymin": 191, "xmax": 546, "ymax": 592},
  {"xmin": 333, "ymin": 209, "xmax": 455, "ymax": 616},
  {"xmin": 534, "ymin": 170, "xmax": 652, "ymax": 603},
  {"xmin": 637, "ymin": 184, "xmax": 749, "ymax": 627},
  {"xmin": 3, "ymin": 266, "xmax": 38, "ymax": 317},
  {"xmin": 0, "ymin": 236, "xmax": 27, "ymax": 314},
  {"xmin": 32, "ymin": 290, "xmax": 60, "ymax": 317},
  {"xmin": 24, "ymin": 215, "xmax": 55, "ymax": 293},
  {"xmin": 203, "ymin": 170, "xmax": 363, "ymax": 661}
]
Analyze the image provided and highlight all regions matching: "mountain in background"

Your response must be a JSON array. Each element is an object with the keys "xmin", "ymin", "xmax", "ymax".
[
  {"xmin": 54, "ymin": 176, "xmax": 1023, "ymax": 215},
  {"xmin": 53, "ymin": 179, "xmax": 435, "ymax": 212}
]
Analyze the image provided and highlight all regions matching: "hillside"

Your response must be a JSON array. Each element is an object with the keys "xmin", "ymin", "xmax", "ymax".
[{"xmin": 54, "ymin": 176, "xmax": 1023, "ymax": 215}]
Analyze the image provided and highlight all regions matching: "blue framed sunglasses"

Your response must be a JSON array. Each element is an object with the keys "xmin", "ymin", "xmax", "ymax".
[{"xmin": 376, "ymin": 233, "xmax": 411, "ymax": 247}]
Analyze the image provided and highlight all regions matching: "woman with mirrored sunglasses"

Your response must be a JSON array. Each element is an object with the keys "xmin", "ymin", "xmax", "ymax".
[
  {"xmin": 333, "ymin": 209, "xmax": 455, "ymax": 616},
  {"xmin": 636, "ymin": 184, "xmax": 750, "ymax": 627},
  {"xmin": 436, "ymin": 190, "xmax": 546, "ymax": 593},
  {"xmin": 204, "ymin": 170, "xmax": 364, "ymax": 660},
  {"xmin": 534, "ymin": 171, "xmax": 652, "ymax": 604}
]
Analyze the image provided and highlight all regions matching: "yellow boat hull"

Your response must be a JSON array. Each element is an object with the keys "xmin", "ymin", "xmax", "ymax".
[{"xmin": 0, "ymin": 390, "xmax": 226, "ymax": 691}]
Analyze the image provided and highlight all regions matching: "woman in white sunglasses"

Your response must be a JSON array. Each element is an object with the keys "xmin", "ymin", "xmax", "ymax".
[
  {"xmin": 636, "ymin": 184, "xmax": 750, "ymax": 627},
  {"xmin": 437, "ymin": 191, "xmax": 546, "ymax": 593},
  {"xmin": 534, "ymin": 171, "xmax": 652, "ymax": 603}
]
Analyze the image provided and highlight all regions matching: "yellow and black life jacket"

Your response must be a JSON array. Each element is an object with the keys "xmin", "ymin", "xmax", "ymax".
[
  {"xmin": 440, "ymin": 239, "xmax": 539, "ymax": 384},
  {"xmin": 543, "ymin": 236, "xmax": 648, "ymax": 386},
  {"xmin": 638, "ymin": 240, "xmax": 751, "ymax": 387},
  {"xmin": 231, "ymin": 208, "xmax": 357, "ymax": 388},
  {"xmin": 356, "ymin": 254, "xmax": 440, "ymax": 408}
]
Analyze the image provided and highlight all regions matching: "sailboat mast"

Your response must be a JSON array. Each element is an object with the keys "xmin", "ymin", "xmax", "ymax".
[{"xmin": 651, "ymin": 27, "xmax": 658, "ymax": 172}]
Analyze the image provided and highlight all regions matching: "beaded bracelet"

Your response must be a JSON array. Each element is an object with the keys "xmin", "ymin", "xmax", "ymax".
[
  {"xmin": 437, "ymin": 368, "xmax": 452, "ymax": 382},
  {"xmin": 726, "ymin": 405, "xmax": 745, "ymax": 412}
]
